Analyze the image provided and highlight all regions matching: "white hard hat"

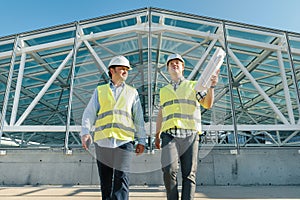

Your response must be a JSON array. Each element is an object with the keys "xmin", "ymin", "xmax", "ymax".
[
  {"xmin": 108, "ymin": 55, "xmax": 132, "ymax": 70},
  {"xmin": 166, "ymin": 53, "xmax": 185, "ymax": 66}
]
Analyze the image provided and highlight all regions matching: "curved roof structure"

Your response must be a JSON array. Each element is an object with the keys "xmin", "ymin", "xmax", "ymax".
[{"xmin": 0, "ymin": 7, "xmax": 299, "ymax": 149}]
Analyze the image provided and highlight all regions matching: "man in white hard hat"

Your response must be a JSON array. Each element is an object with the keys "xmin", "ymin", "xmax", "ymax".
[
  {"xmin": 155, "ymin": 53, "xmax": 219, "ymax": 200},
  {"xmin": 81, "ymin": 55, "xmax": 146, "ymax": 200}
]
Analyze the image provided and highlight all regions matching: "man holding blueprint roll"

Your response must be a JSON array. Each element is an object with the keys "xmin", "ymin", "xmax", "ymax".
[{"xmin": 155, "ymin": 50, "xmax": 223, "ymax": 200}]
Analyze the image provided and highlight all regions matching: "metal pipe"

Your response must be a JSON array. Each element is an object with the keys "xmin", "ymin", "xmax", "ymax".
[
  {"xmin": 277, "ymin": 50, "xmax": 295, "ymax": 124},
  {"xmin": 0, "ymin": 35, "xmax": 19, "ymax": 142},
  {"xmin": 65, "ymin": 22, "xmax": 80, "ymax": 150},
  {"xmin": 221, "ymin": 21, "xmax": 240, "ymax": 153},
  {"xmin": 10, "ymin": 42, "xmax": 26, "ymax": 125},
  {"xmin": 147, "ymin": 7, "xmax": 153, "ymax": 152},
  {"xmin": 284, "ymin": 32, "xmax": 300, "ymax": 122}
]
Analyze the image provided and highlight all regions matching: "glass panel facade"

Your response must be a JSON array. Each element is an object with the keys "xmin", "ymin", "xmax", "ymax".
[{"xmin": 0, "ymin": 7, "xmax": 299, "ymax": 148}]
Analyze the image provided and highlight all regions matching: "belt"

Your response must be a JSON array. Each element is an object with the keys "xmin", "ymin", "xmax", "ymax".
[{"xmin": 165, "ymin": 127, "xmax": 198, "ymax": 136}]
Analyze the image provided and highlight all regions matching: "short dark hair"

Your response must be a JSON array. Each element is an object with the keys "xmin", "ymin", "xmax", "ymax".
[{"xmin": 108, "ymin": 66, "xmax": 116, "ymax": 79}]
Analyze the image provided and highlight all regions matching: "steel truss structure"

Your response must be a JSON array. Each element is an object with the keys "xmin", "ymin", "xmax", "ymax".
[{"xmin": 0, "ymin": 7, "xmax": 300, "ymax": 149}]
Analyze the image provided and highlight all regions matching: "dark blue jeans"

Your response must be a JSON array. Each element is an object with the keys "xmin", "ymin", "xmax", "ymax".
[
  {"xmin": 161, "ymin": 132, "xmax": 199, "ymax": 200},
  {"xmin": 95, "ymin": 142, "xmax": 133, "ymax": 200}
]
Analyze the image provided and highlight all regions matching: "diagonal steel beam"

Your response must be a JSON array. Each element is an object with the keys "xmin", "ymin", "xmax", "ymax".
[{"xmin": 15, "ymin": 41, "xmax": 83, "ymax": 126}]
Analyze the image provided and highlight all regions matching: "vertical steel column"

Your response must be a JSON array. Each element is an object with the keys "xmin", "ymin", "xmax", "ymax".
[
  {"xmin": 221, "ymin": 22, "xmax": 240, "ymax": 153},
  {"xmin": 147, "ymin": 7, "xmax": 153, "ymax": 152},
  {"xmin": 277, "ymin": 49, "xmax": 295, "ymax": 124},
  {"xmin": 0, "ymin": 35, "xmax": 19, "ymax": 142},
  {"xmin": 10, "ymin": 40, "xmax": 26, "ymax": 126},
  {"xmin": 64, "ymin": 22, "xmax": 80, "ymax": 150},
  {"xmin": 284, "ymin": 32, "xmax": 300, "ymax": 121}
]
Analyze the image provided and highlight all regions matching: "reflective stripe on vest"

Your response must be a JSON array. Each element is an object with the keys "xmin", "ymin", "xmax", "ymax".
[
  {"xmin": 94, "ymin": 84, "xmax": 136, "ymax": 142},
  {"xmin": 160, "ymin": 80, "xmax": 202, "ymax": 133}
]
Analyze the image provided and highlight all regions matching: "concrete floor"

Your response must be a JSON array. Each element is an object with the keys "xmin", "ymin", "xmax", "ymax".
[{"xmin": 0, "ymin": 185, "xmax": 300, "ymax": 200}]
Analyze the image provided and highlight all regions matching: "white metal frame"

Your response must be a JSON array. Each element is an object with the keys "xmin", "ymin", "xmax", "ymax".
[{"xmin": 0, "ymin": 8, "xmax": 299, "ymax": 148}]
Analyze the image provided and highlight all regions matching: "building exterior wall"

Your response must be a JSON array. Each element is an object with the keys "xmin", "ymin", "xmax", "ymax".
[{"xmin": 0, "ymin": 148, "xmax": 299, "ymax": 186}]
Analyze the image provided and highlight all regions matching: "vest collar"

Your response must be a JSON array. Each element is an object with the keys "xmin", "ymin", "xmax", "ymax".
[
  {"xmin": 170, "ymin": 77, "xmax": 185, "ymax": 90},
  {"xmin": 109, "ymin": 80, "xmax": 125, "ymax": 88}
]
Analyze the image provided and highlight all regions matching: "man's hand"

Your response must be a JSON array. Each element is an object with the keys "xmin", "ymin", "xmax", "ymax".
[
  {"xmin": 155, "ymin": 137, "xmax": 161, "ymax": 149},
  {"xmin": 81, "ymin": 134, "xmax": 92, "ymax": 150},
  {"xmin": 135, "ymin": 144, "xmax": 145, "ymax": 155},
  {"xmin": 210, "ymin": 69, "xmax": 220, "ymax": 87}
]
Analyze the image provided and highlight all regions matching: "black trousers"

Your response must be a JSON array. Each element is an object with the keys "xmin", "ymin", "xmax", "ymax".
[{"xmin": 95, "ymin": 142, "xmax": 133, "ymax": 200}]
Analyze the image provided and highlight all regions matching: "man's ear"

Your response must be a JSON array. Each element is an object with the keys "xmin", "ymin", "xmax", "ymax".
[{"xmin": 109, "ymin": 67, "xmax": 114, "ymax": 74}]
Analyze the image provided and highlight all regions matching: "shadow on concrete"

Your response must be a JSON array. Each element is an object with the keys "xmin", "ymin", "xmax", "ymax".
[
  {"xmin": 0, "ymin": 185, "xmax": 300, "ymax": 199},
  {"xmin": 196, "ymin": 185, "xmax": 300, "ymax": 199}
]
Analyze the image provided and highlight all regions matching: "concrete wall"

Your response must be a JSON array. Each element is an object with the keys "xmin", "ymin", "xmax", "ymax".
[{"xmin": 0, "ymin": 147, "xmax": 299, "ymax": 186}]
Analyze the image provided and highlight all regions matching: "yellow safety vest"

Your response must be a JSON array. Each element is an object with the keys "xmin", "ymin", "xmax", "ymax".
[
  {"xmin": 94, "ymin": 84, "xmax": 136, "ymax": 142},
  {"xmin": 160, "ymin": 80, "xmax": 202, "ymax": 133}
]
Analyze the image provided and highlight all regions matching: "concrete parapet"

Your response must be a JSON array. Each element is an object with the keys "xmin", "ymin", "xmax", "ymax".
[{"xmin": 0, "ymin": 147, "xmax": 299, "ymax": 186}]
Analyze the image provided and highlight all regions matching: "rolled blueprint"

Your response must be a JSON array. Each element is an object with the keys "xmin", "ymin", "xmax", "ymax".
[{"xmin": 194, "ymin": 47, "xmax": 226, "ymax": 91}]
